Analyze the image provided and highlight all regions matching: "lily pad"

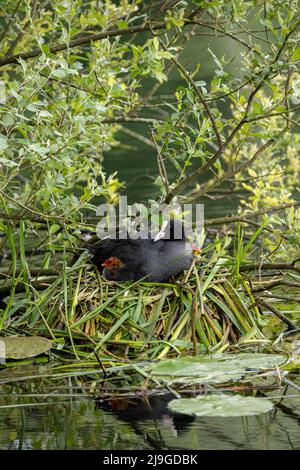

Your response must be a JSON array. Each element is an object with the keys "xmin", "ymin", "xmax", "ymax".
[
  {"xmin": 149, "ymin": 353, "xmax": 285, "ymax": 385},
  {"xmin": 168, "ymin": 394, "xmax": 274, "ymax": 417},
  {"xmin": 0, "ymin": 336, "xmax": 52, "ymax": 360}
]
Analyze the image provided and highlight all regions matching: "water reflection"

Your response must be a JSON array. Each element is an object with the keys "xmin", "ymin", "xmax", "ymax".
[{"xmin": 0, "ymin": 392, "xmax": 299, "ymax": 450}]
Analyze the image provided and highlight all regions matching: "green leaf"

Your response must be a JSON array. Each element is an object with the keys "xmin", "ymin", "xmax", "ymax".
[
  {"xmin": 49, "ymin": 223, "xmax": 61, "ymax": 234},
  {"xmin": 168, "ymin": 394, "xmax": 274, "ymax": 417},
  {"xmin": 0, "ymin": 336, "xmax": 52, "ymax": 359},
  {"xmin": 149, "ymin": 353, "xmax": 285, "ymax": 384},
  {"xmin": 0, "ymin": 135, "xmax": 8, "ymax": 151},
  {"xmin": 117, "ymin": 20, "xmax": 128, "ymax": 29},
  {"xmin": 291, "ymin": 48, "xmax": 300, "ymax": 61},
  {"xmin": 30, "ymin": 143, "xmax": 50, "ymax": 155},
  {"xmin": 1, "ymin": 114, "xmax": 14, "ymax": 127},
  {"xmin": 152, "ymin": 37, "xmax": 159, "ymax": 52}
]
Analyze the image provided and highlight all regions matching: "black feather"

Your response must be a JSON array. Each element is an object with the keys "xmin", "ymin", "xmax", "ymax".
[{"xmin": 87, "ymin": 220, "xmax": 193, "ymax": 282}]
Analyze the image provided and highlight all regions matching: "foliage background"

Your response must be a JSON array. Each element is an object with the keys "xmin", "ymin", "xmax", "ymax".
[{"xmin": 0, "ymin": 0, "xmax": 299, "ymax": 332}]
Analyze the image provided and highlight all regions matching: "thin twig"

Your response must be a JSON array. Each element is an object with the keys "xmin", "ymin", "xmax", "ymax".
[
  {"xmin": 150, "ymin": 127, "xmax": 170, "ymax": 196},
  {"xmin": 256, "ymin": 298, "xmax": 298, "ymax": 330}
]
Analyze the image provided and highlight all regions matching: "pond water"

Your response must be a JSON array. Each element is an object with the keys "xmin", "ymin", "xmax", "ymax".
[{"xmin": 1, "ymin": 388, "xmax": 300, "ymax": 450}]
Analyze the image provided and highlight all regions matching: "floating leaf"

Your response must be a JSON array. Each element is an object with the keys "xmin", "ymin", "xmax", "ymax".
[
  {"xmin": 149, "ymin": 353, "xmax": 285, "ymax": 384},
  {"xmin": 0, "ymin": 336, "xmax": 52, "ymax": 360},
  {"xmin": 168, "ymin": 394, "xmax": 274, "ymax": 417}
]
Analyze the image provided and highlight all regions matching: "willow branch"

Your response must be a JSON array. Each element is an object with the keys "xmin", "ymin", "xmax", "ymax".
[
  {"xmin": 102, "ymin": 117, "xmax": 164, "ymax": 124},
  {"xmin": 0, "ymin": 20, "xmax": 196, "ymax": 67},
  {"xmin": 205, "ymin": 201, "xmax": 300, "ymax": 226}
]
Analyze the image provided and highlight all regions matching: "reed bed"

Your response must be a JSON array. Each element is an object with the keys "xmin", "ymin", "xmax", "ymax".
[{"xmin": 1, "ymin": 249, "xmax": 271, "ymax": 363}]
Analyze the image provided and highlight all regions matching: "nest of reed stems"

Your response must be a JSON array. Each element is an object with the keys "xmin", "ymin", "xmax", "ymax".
[{"xmin": 10, "ymin": 251, "xmax": 267, "ymax": 362}]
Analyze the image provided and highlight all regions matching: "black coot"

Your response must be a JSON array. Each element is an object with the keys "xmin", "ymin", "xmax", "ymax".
[{"xmin": 88, "ymin": 220, "xmax": 194, "ymax": 282}]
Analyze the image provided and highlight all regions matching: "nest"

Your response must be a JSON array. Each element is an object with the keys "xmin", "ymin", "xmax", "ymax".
[{"xmin": 31, "ymin": 258, "xmax": 266, "ymax": 361}]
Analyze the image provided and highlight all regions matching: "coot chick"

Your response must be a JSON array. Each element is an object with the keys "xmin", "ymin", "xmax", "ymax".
[{"xmin": 88, "ymin": 220, "xmax": 194, "ymax": 282}]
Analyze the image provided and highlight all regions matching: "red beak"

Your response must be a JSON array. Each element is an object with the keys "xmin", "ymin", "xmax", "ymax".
[{"xmin": 191, "ymin": 243, "xmax": 201, "ymax": 255}]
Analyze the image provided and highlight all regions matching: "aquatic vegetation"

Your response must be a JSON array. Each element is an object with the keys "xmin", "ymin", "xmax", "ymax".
[{"xmin": 168, "ymin": 394, "xmax": 274, "ymax": 417}]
